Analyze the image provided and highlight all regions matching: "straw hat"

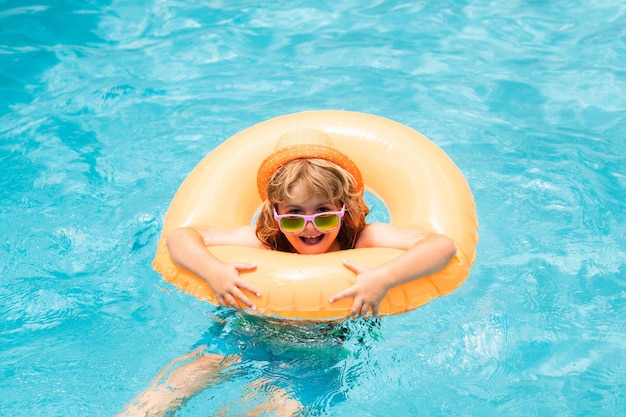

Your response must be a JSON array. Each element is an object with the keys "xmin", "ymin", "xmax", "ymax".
[{"xmin": 256, "ymin": 129, "xmax": 364, "ymax": 200}]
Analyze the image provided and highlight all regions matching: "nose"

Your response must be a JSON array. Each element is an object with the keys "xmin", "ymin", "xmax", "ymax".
[{"xmin": 303, "ymin": 219, "xmax": 316, "ymax": 231}]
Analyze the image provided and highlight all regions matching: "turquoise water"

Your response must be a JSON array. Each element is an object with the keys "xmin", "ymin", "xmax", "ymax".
[{"xmin": 1, "ymin": 1, "xmax": 625, "ymax": 416}]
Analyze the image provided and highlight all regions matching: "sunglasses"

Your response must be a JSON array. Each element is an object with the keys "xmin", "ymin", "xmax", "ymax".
[{"xmin": 273, "ymin": 204, "xmax": 346, "ymax": 234}]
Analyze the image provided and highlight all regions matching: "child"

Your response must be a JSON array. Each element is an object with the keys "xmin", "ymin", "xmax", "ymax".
[
  {"xmin": 166, "ymin": 129, "xmax": 456, "ymax": 317},
  {"xmin": 118, "ymin": 129, "xmax": 456, "ymax": 416}
]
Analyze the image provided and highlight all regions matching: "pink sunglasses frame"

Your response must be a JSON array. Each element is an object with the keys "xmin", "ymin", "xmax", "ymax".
[{"xmin": 273, "ymin": 204, "xmax": 346, "ymax": 234}]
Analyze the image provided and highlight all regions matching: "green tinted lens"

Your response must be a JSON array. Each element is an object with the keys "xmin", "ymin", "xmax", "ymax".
[
  {"xmin": 280, "ymin": 216, "xmax": 305, "ymax": 233},
  {"xmin": 314, "ymin": 213, "xmax": 340, "ymax": 231}
]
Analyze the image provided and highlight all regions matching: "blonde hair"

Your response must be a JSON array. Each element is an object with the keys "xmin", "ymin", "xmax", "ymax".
[{"xmin": 256, "ymin": 158, "xmax": 369, "ymax": 252}]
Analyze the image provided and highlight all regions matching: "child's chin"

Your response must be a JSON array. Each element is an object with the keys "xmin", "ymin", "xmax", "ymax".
[
  {"xmin": 298, "ymin": 248, "xmax": 326, "ymax": 255},
  {"xmin": 295, "ymin": 244, "xmax": 326, "ymax": 255},
  {"xmin": 294, "ymin": 238, "xmax": 328, "ymax": 254}
]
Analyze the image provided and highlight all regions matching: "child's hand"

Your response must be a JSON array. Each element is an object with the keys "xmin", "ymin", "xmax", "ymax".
[
  {"xmin": 207, "ymin": 262, "xmax": 260, "ymax": 310},
  {"xmin": 328, "ymin": 260, "xmax": 390, "ymax": 317}
]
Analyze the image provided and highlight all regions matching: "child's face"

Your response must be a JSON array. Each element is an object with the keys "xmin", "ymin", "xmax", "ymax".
[{"xmin": 274, "ymin": 185, "xmax": 343, "ymax": 255}]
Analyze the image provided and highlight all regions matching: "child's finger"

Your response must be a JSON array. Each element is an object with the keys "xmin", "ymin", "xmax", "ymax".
[
  {"xmin": 232, "ymin": 285, "xmax": 258, "ymax": 310},
  {"xmin": 235, "ymin": 277, "xmax": 262, "ymax": 298},
  {"xmin": 328, "ymin": 286, "xmax": 355, "ymax": 304},
  {"xmin": 223, "ymin": 294, "xmax": 239, "ymax": 308},
  {"xmin": 341, "ymin": 259, "xmax": 366, "ymax": 274},
  {"xmin": 350, "ymin": 300, "xmax": 364, "ymax": 317},
  {"xmin": 371, "ymin": 304, "xmax": 380, "ymax": 316},
  {"xmin": 232, "ymin": 263, "xmax": 257, "ymax": 272}
]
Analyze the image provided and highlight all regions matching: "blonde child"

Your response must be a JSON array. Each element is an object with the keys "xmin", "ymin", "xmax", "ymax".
[
  {"xmin": 119, "ymin": 129, "xmax": 456, "ymax": 416},
  {"xmin": 166, "ymin": 129, "xmax": 456, "ymax": 317}
]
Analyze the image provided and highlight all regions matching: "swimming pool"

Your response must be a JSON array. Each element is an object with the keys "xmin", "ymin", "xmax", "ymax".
[{"xmin": 1, "ymin": 0, "xmax": 624, "ymax": 415}]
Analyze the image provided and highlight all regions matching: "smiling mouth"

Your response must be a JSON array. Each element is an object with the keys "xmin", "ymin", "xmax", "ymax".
[{"xmin": 299, "ymin": 234, "xmax": 324, "ymax": 245}]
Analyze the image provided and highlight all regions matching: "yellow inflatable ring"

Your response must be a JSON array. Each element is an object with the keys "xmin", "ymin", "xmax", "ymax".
[{"xmin": 153, "ymin": 110, "xmax": 478, "ymax": 320}]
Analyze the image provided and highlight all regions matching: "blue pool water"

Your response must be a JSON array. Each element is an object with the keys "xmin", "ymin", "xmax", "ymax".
[{"xmin": 1, "ymin": 1, "xmax": 625, "ymax": 416}]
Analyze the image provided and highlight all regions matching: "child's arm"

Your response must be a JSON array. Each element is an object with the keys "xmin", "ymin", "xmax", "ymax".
[
  {"xmin": 329, "ymin": 223, "xmax": 457, "ymax": 316},
  {"xmin": 166, "ymin": 226, "xmax": 262, "ymax": 310}
]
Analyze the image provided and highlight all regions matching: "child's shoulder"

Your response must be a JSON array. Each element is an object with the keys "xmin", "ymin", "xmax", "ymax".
[
  {"xmin": 355, "ymin": 222, "xmax": 393, "ymax": 248},
  {"xmin": 355, "ymin": 222, "xmax": 430, "ymax": 250},
  {"xmin": 231, "ymin": 225, "xmax": 264, "ymax": 248}
]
